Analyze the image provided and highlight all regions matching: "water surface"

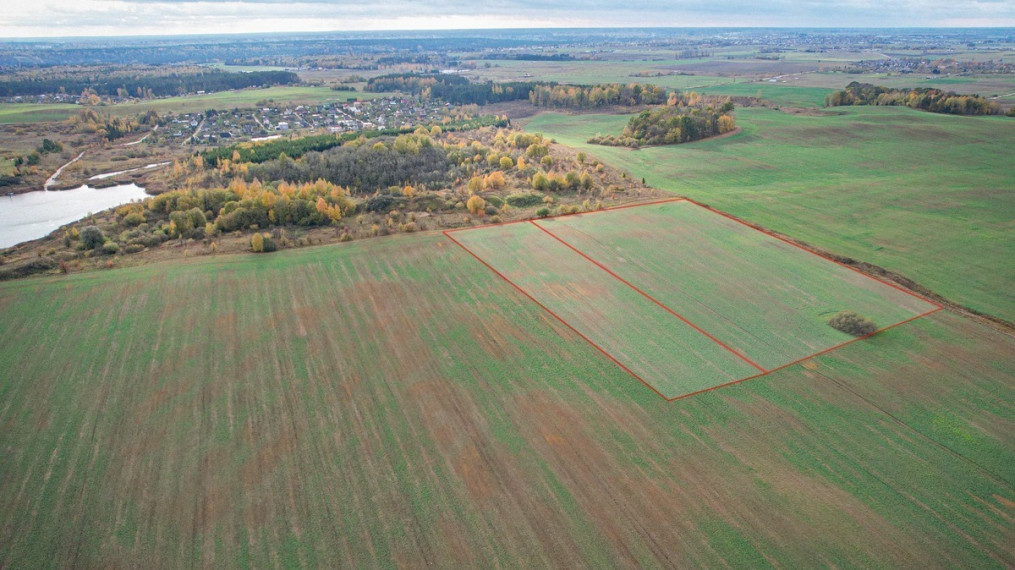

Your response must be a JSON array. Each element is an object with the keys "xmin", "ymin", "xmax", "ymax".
[{"xmin": 0, "ymin": 184, "xmax": 148, "ymax": 249}]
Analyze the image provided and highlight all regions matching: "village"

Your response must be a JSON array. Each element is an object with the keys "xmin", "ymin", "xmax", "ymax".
[{"xmin": 154, "ymin": 95, "xmax": 452, "ymax": 146}]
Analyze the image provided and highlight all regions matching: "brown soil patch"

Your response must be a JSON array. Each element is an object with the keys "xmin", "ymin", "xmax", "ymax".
[{"xmin": 241, "ymin": 433, "xmax": 295, "ymax": 488}]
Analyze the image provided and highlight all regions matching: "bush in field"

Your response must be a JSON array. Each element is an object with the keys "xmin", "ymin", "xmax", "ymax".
[
  {"xmin": 828, "ymin": 311, "xmax": 877, "ymax": 336},
  {"xmin": 80, "ymin": 226, "xmax": 104, "ymax": 250}
]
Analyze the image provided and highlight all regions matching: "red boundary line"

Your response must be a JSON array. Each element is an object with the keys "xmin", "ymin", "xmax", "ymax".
[
  {"xmin": 530, "ymin": 220, "xmax": 767, "ymax": 373},
  {"xmin": 447, "ymin": 198, "xmax": 944, "ymax": 402},
  {"xmin": 680, "ymin": 197, "xmax": 944, "ymax": 310},
  {"xmin": 443, "ymin": 197, "xmax": 685, "ymax": 235},
  {"xmin": 443, "ymin": 229, "xmax": 671, "ymax": 401},
  {"xmin": 666, "ymin": 306, "xmax": 943, "ymax": 401}
]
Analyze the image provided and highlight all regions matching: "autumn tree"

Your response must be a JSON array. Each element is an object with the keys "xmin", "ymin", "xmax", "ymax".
[
  {"xmin": 250, "ymin": 232, "xmax": 264, "ymax": 252},
  {"xmin": 466, "ymin": 195, "xmax": 487, "ymax": 215},
  {"xmin": 484, "ymin": 171, "xmax": 506, "ymax": 190}
]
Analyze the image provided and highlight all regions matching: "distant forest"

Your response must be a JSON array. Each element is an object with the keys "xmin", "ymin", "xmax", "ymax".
[
  {"xmin": 0, "ymin": 69, "xmax": 299, "ymax": 98},
  {"xmin": 365, "ymin": 73, "xmax": 540, "ymax": 105},
  {"xmin": 825, "ymin": 82, "xmax": 1004, "ymax": 116}
]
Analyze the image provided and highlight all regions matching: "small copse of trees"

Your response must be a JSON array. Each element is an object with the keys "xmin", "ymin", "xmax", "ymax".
[
  {"xmin": 588, "ymin": 94, "xmax": 735, "ymax": 147},
  {"xmin": 825, "ymin": 82, "xmax": 1003, "ymax": 116},
  {"xmin": 828, "ymin": 311, "xmax": 877, "ymax": 337}
]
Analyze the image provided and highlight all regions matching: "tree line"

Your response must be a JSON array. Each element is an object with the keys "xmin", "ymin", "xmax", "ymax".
[
  {"xmin": 825, "ymin": 82, "xmax": 1004, "ymax": 116},
  {"xmin": 365, "ymin": 73, "xmax": 539, "ymax": 105},
  {"xmin": 528, "ymin": 83, "xmax": 667, "ymax": 109},
  {"xmin": 0, "ymin": 70, "xmax": 300, "ymax": 98}
]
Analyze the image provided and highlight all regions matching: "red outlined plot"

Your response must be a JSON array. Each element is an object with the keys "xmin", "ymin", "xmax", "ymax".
[
  {"xmin": 530, "ymin": 220, "xmax": 766, "ymax": 373},
  {"xmin": 447, "ymin": 198, "xmax": 942, "ymax": 401},
  {"xmin": 444, "ymin": 230, "xmax": 670, "ymax": 401}
]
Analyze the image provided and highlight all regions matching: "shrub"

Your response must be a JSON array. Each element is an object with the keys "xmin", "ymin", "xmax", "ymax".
[
  {"xmin": 505, "ymin": 193, "xmax": 544, "ymax": 208},
  {"xmin": 123, "ymin": 212, "xmax": 146, "ymax": 227},
  {"xmin": 80, "ymin": 226, "xmax": 104, "ymax": 249},
  {"xmin": 102, "ymin": 241, "xmax": 120, "ymax": 255},
  {"xmin": 828, "ymin": 311, "xmax": 877, "ymax": 336},
  {"xmin": 535, "ymin": 207, "xmax": 551, "ymax": 218}
]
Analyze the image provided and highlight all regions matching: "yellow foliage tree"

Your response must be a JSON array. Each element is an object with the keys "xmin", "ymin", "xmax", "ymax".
[
  {"xmin": 484, "ymin": 171, "xmax": 506, "ymax": 190},
  {"xmin": 467, "ymin": 176, "xmax": 485, "ymax": 194},
  {"xmin": 250, "ymin": 232, "xmax": 264, "ymax": 252},
  {"xmin": 718, "ymin": 114, "xmax": 737, "ymax": 134},
  {"xmin": 466, "ymin": 195, "xmax": 486, "ymax": 215}
]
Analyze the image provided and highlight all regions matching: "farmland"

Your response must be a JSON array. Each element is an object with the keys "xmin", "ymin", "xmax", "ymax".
[
  {"xmin": 450, "ymin": 200, "xmax": 939, "ymax": 398},
  {"xmin": 534, "ymin": 200, "xmax": 938, "ymax": 370},
  {"xmin": 524, "ymin": 105, "xmax": 1015, "ymax": 321},
  {"xmin": 448, "ymin": 214, "xmax": 763, "ymax": 399},
  {"xmin": 0, "ymin": 229, "xmax": 1013, "ymax": 566},
  {"xmin": 2, "ymin": 27, "xmax": 1015, "ymax": 568},
  {"xmin": 0, "ymin": 86, "xmax": 396, "ymax": 125}
]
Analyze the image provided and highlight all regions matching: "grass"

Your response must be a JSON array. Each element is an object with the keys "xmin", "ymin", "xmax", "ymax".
[
  {"xmin": 538, "ymin": 201, "xmax": 937, "ymax": 371},
  {"xmin": 0, "ymin": 231, "xmax": 1012, "ymax": 567},
  {"xmin": 0, "ymin": 103, "xmax": 81, "ymax": 124},
  {"xmin": 523, "ymin": 105, "xmax": 1015, "ymax": 321}
]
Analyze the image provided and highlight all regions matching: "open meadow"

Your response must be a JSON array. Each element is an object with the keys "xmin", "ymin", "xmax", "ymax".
[
  {"xmin": 524, "ymin": 105, "xmax": 1015, "ymax": 321},
  {"xmin": 1, "ymin": 226, "xmax": 1013, "ymax": 567}
]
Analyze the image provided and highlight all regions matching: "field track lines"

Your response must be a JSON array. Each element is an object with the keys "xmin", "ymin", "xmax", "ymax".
[
  {"xmin": 446, "ymin": 199, "xmax": 944, "ymax": 402},
  {"xmin": 443, "ymin": 197, "xmax": 686, "ymax": 235},
  {"xmin": 443, "ymin": 229, "xmax": 670, "ymax": 401},
  {"xmin": 530, "ymin": 219, "xmax": 767, "ymax": 374},
  {"xmin": 668, "ymin": 306, "xmax": 945, "ymax": 402},
  {"xmin": 680, "ymin": 197, "xmax": 945, "ymax": 310}
]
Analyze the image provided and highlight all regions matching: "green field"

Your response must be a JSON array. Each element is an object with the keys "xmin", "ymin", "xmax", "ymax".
[
  {"xmin": 788, "ymin": 72, "xmax": 1015, "ymax": 99},
  {"xmin": 469, "ymin": 59, "xmax": 735, "ymax": 90},
  {"xmin": 449, "ymin": 219, "xmax": 762, "ymax": 398},
  {"xmin": 698, "ymin": 82, "xmax": 835, "ymax": 108},
  {"xmin": 0, "ymin": 87, "xmax": 396, "ymax": 124},
  {"xmin": 1, "ymin": 231, "xmax": 1012, "ymax": 567},
  {"xmin": 525, "ymin": 106, "xmax": 1015, "ymax": 321},
  {"xmin": 536, "ymin": 201, "xmax": 938, "ymax": 371},
  {"xmin": 0, "ymin": 103, "xmax": 82, "ymax": 124}
]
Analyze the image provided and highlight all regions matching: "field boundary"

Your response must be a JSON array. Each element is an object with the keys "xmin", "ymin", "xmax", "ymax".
[
  {"xmin": 530, "ymin": 220, "xmax": 767, "ymax": 373},
  {"xmin": 680, "ymin": 197, "xmax": 945, "ymax": 310},
  {"xmin": 443, "ymin": 229, "xmax": 671, "ymax": 400},
  {"xmin": 445, "ymin": 198, "xmax": 943, "ymax": 402}
]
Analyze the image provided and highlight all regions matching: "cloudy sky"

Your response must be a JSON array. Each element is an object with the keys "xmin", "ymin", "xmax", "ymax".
[{"xmin": 3, "ymin": 0, "xmax": 1014, "ymax": 38}]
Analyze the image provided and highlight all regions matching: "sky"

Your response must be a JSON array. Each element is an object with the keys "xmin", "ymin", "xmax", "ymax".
[{"xmin": 2, "ymin": 0, "xmax": 1014, "ymax": 38}]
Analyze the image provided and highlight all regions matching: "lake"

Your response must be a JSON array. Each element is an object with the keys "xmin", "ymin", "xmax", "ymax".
[{"xmin": 0, "ymin": 184, "xmax": 149, "ymax": 249}]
